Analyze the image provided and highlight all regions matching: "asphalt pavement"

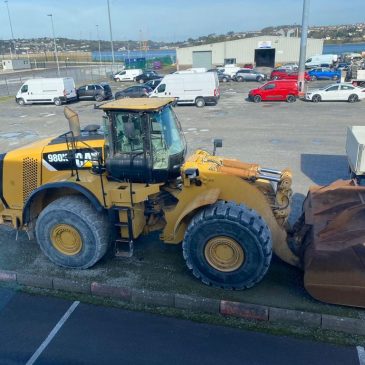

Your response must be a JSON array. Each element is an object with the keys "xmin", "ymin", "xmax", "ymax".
[{"xmin": 0, "ymin": 287, "xmax": 361, "ymax": 365}]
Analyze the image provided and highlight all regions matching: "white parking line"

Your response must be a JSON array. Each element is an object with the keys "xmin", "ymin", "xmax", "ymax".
[
  {"xmin": 44, "ymin": 113, "xmax": 56, "ymax": 117},
  {"xmin": 358, "ymin": 346, "xmax": 365, "ymax": 365},
  {"xmin": 25, "ymin": 301, "xmax": 80, "ymax": 365}
]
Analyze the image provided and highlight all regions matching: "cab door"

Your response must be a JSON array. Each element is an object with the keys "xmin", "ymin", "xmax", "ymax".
[{"xmin": 261, "ymin": 83, "xmax": 279, "ymax": 100}]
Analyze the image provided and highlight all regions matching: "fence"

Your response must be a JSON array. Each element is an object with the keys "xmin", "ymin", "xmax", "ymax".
[{"xmin": 0, "ymin": 63, "xmax": 120, "ymax": 97}]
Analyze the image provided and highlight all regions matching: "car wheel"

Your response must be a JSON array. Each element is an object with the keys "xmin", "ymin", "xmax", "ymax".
[
  {"xmin": 312, "ymin": 94, "xmax": 321, "ymax": 103},
  {"xmin": 273, "ymin": 76, "xmax": 279, "ymax": 80},
  {"xmin": 139, "ymin": 79, "xmax": 145, "ymax": 84},
  {"xmin": 348, "ymin": 94, "xmax": 359, "ymax": 103},
  {"xmin": 253, "ymin": 95, "xmax": 262, "ymax": 103},
  {"xmin": 256, "ymin": 76, "xmax": 263, "ymax": 82},
  {"xmin": 195, "ymin": 97, "xmax": 205, "ymax": 108},
  {"xmin": 310, "ymin": 75, "xmax": 317, "ymax": 81},
  {"xmin": 95, "ymin": 94, "xmax": 104, "ymax": 102},
  {"xmin": 332, "ymin": 75, "xmax": 339, "ymax": 80},
  {"xmin": 222, "ymin": 77, "xmax": 228, "ymax": 83},
  {"xmin": 16, "ymin": 98, "xmax": 25, "ymax": 106},
  {"xmin": 286, "ymin": 95, "xmax": 296, "ymax": 103},
  {"xmin": 54, "ymin": 98, "xmax": 62, "ymax": 106},
  {"xmin": 237, "ymin": 76, "xmax": 244, "ymax": 82}
]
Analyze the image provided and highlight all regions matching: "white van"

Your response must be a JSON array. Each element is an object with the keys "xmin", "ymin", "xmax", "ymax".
[
  {"xmin": 16, "ymin": 78, "xmax": 77, "ymax": 106},
  {"xmin": 305, "ymin": 54, "xmax": 338, "ymax": 68},
  {"xmin": 217, "ymin": 64, "xmax": 241, "ymax": 78},
  {"xmin": 113, "ymin": 69, "xmax": 143, "ymax": 81},
  {"xmin": 151, "ymin": 72, "xmax": 219, "ymax": 107}
]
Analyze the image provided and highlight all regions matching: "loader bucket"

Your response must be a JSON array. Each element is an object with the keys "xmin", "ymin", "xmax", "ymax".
[{"xmin": 301, "ymin": 179, "xmax": 365, "ymax": 308}]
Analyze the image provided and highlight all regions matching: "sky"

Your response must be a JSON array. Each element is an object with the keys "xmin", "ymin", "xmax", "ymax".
[{"xmin": 1, "ymin": 0, "xmax": 365, "ymax": 42}]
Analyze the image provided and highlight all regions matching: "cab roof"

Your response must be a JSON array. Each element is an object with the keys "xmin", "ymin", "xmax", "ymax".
[{"xmin": 100, "ymin": 98, "xmax": 176, "ymax": 111}]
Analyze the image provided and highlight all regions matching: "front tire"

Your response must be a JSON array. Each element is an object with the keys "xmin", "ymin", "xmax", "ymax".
[
  {"xmin": 253, "ymin": 95, "xmax": 262, "ymax": 103},
  {"xmin": 139, "ymin": 79, "xmax": 145, "ymax": 84},
  {"xmin": 182, "ymin": 201, "xmax": 272, "ymax": 289},
  {"xmin": 195, "ymin": 97, "xmax": 205, "ymax": 107},
  {"xmin": 35, "ymin": 196, "xmax": 111, "ymax": 269},
  {"xmin": 312, "ymin": 94, "xmax": 321, "ymax": 103},
  {"xmin": 95, "ymin": 94, "xmax": 104, "ymax": 102},
  {"xmin": 237, "ymin": 76, "xmax": 244, "ymax": 82},
  {"xmin": 17, "ymin": 98, "xmax": 25, "ymax": 106},
  {"xmin": 54, "ymin": 98, "xmax": 62, "ymax": 106}
]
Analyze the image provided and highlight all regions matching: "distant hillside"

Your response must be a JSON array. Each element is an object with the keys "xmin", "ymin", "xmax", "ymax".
[{"xmin": 1, "ymin": 23, "xmax": 364, "ymax": 55}]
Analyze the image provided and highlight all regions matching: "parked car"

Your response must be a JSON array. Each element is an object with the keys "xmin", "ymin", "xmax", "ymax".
[
  {"xmin": 77, "ymin": 83, "xmax": 112, "ymax": 101},
  {"xmin": 113, "ymin": 69, "xmax": 143, "ymax": 82},
  {"xmin": 115, "ymin": 85, "xmax": 153, "ymax": 99},
  {"xmin": 248, "ymin": 80, "xmax": 298, "ymax": 103},
  {"xmin": 305, "ymin": 83, "xmax": 365, "ymax": 103},
  {"xmin": 233, "ymin": 69, "xmax": 266, "ymax": 82},
  {"xmin": 307, "ymin": 67, "xmax": 341, "ymax": 81},
  {"xmin": 217, "ymin": 64, "xmax": 241, "ymax": 78},
  {"xmin": 271, "ymin": 70, "xmax": 310, "ymax": 81},
  {"xmin": 279, "ymin": 63, "xmax": 299, "ymax": 71},
  {"xmin": 135, "ymin": 70, "xmax": 163, "ymax": 84},
  {"xmin": 143, "ymin": 78, "xmax": 162, "ymax": 90},
  {"xmin": 208, "ymin": 69, "xmax": 231, "ymax": 82},
  {"xmin": 270, "ymin": 68, "xmax": 290, "ymax": 80}
]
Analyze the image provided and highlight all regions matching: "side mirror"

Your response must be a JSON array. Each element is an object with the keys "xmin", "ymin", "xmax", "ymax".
[
  {"xmin": 64, "ymin": 106, "xmax": 81, "ymax": 138},
  {"xmin": 212, "ymin": 138, "xmax": 223, "ymax": 156}
]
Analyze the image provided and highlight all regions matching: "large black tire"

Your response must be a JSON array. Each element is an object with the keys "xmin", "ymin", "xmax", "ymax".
[
  {"xmin": 312, "ymin": 94, "xmax": 321, "ymax": 103},
  {"xmin": 182, "ymin": 201, "xmax": 272, "ymax": 290},
  {"xmin": 35, "ymin": 196, "xmax": 111, "ymax": 269},
  {"xmin": 54, "ymin": 98, "xmax": 62, "ymax": 106},
  {"xmin": 286, "ymin": 94, "xmax": 296, "ymax": 103}
]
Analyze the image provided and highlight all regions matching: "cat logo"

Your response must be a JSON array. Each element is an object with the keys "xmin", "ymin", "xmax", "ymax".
[{"xmin": 42, "ymin": 148, "xmax": 102, "ymax": 171}]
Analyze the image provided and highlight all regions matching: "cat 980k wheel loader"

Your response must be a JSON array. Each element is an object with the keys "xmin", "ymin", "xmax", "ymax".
[{"xmin": 0, "ymin": 98, "xmax": 364, "ymax": 308}]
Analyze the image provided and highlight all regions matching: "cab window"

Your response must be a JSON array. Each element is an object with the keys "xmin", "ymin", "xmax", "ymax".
[
  {"xmin": 340, "ymin": 85, "xmax": 354, "ymax": 90},
  {"xmin": 21, "ymin": 84, "xmax": 28, "ymax": 93},
  {"xmin": 263, "ymin": 83, "xmax": 275, "ymax": 90},
  {"xmin": 325, "ymin": 86, "xmax": 339, "ymax": 92},
  {"xmin": 157, "ymin": 84, "xmax": 166, "ymax": 93}
]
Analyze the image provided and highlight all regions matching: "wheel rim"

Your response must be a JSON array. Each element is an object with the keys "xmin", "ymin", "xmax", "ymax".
[
  {"xmin": 204, "ymin": 236, "xmax": 244, "ymax": 272},
  {"xmin": 51, "ymin": 224, "xmax": 82, "ymax": 255}
]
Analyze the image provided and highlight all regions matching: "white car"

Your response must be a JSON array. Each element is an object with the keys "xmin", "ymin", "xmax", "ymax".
[
  {"xmin": 306, "ymin": 83, "xmax": 365, "ymax": 103},
  {"xmin": 280, "ymin": 63, "xmax": 299, "ymax": 71}
]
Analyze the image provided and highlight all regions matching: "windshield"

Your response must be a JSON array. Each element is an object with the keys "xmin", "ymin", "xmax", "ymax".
[{"xmin": 150, "ymin": 107, "xmax": 186, "ymax": 169}]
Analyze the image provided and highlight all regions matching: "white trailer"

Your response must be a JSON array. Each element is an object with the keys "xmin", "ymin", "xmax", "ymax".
[{"xmin": 346, "ymin": 126, "xmax": 365, "ymax": 178}]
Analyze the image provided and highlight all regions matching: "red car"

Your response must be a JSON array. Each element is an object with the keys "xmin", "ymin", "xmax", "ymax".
[
  {"xmin": 271, "ymin": 69, "xmax": 310, "ymax": 81},
  {"xmin": 248, "ymin": 80, "xmax": 298, "ymax": 103}
]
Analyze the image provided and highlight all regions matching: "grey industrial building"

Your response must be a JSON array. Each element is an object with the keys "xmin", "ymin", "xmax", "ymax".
[{"xmin": 176, "ymin": 36, "xmax": 324, "ymax": 69}]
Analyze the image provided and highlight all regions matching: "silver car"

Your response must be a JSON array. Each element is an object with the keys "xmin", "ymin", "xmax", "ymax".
[{"xmin": 233, "ymin": 69, "xmax": 266, "ymax": 82}]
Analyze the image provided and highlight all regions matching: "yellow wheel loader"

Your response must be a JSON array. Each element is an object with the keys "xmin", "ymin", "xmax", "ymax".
[{"xmin": 0, "ymin": 98, "xmax": 364, "ymax": 308}]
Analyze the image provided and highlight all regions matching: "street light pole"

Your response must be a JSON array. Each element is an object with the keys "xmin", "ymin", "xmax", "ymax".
[
  {"xmin": 106, "ymin": 0, "xmax": 115, "ymax": 67},
  {"xmin": 96, "ymin": 24, "xmax": 102, "ymax": 65},
  {"xmin": 4, "ymin": 0, "xmax": 15, "ymax": 59},
  {"xmin": 298, "ymin": 0, "xmax": 310, "ymax": 97},
  {"xmin": 47, "ymin": 14, "xmax": 60, "ymax": 77}
]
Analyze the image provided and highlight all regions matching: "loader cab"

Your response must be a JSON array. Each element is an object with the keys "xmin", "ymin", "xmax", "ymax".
[{"xmin": 100, "ymin": 98, "xmax": 186, "ymax": 183}]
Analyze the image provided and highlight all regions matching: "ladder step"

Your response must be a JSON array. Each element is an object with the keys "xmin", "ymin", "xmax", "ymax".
[{"xmin": 115, "ymin": 240, "xmax": 134, "ymax": 258}]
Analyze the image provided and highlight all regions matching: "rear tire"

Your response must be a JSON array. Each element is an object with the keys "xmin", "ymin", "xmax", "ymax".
[
  {"xmin": 182, "ymin": 201, "xmax": 272, "ymax": 290},
  {"xmin": 195, "ymin": 97, "xmax": 205, "ymax": 107},
  {"xmin": 310, "ymin": 75, "xmax": 317, "ymax": 81},
  {"xmin": 312, "ymin": 94, "xmax": 321, "ymax": 103},
  {"xmin": 253, "ymin": 95, "xmax": 262, "ymax": 103},
  {"xmin": 332, "ymin": 75, "xmax": 339, "ymax": 81},
  {"xmin": 222, "ymin": 77, "xmax": 228, "ymax": 83},
  {"xmin": 35, "ymin": 196, "xmax": 111, "ymax": 269},
  {"xmin": 237, "ymin": 76, "xmax": 244, "ymax": 82},
  {"xmin": 54, "ymin": 98, "xmax": 62, "ymax": 106},
  {"xmin": 348, "ymin": 94, "xmax": 359, "ymax": 103},
  {"xmin": 256, "ymin": 76, "xmax": 263, "ymax": 82},
  {"xmin": 286, "ymin": 94, "xmax": 296, "ymax": 103}
]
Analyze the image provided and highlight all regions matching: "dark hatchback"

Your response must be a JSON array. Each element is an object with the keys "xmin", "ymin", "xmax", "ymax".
[
  {"xmin": 77, "ymin": 83, "xmax": 113, "ymax": 101},
  {"xmin": 135, "ymin": 70, "xmax": 163, "ymax": 84},
  {"xmin": 115, "ymin": 85, "xmax": 153, "ymax": 99}
]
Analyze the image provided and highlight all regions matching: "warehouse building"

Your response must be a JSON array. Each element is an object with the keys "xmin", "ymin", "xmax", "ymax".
[{"xmin": 176, "ymin": 36, "xmax": 323, "ymax": 69}]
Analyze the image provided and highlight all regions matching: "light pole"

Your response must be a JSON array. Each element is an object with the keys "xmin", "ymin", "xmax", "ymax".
[
  {"xmin": 106, "ymin": 0, "xmax": 115, "ymax": 67},
  {"xmin": 298, "ymin": 0, "xmax": 310, "ymax": 98},
  {"xmin": 96, "ymin": 24, "xmax": 102, "ymax": 65},
  {"xmin": 47, "ymin": 14, "xmax": 60, "ymax": 77},
  {"xmin": 4, "ymin": 0, "xmax": 15, "ymax": 59}
]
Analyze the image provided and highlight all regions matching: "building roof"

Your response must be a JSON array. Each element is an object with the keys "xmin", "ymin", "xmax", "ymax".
[{"xmin": 100, "ymin": 98, "xmax": 176, "ymax": 111}]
